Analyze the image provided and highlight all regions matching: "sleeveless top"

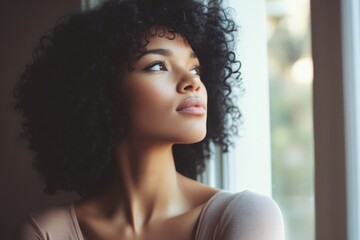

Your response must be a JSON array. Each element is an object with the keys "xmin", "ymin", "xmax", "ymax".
[{"xmin": 20, "ymin": 191, "xmax": 284, "ymax": 240}]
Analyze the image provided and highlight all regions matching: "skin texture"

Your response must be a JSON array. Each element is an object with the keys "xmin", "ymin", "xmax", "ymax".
[
  {"xmin": 122, "ymin": 33, "xmax": 208, "ymax": 144},
  {"xmin": 74, "ymin": 32, "xmax": 219, "ymax": 240}
]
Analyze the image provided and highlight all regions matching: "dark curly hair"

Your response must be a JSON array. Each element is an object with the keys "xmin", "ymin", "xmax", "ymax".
[{"xmin": 14, "ymin": 0, "xmax": 241, "ymax": 197}]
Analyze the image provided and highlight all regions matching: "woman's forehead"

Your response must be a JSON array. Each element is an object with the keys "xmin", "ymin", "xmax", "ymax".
[
  {"xmin": 144, "ymin": 27, "xmax": 188, "ymax": 44},
  {"xmin": 131, "ymin": 28, "xmax": 195, "ymax": 58},
  {"xmin": 146, "ymin": 33, "xmax": 189, "ymax": 48}
]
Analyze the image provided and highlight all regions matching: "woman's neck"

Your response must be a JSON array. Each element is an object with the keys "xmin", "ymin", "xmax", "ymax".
[{"xmin": 98, "ymin": 139, "xmax": 188, "ymax": 233}]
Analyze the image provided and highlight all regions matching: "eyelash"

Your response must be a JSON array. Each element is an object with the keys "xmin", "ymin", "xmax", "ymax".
[
  {"xmin": 143, "ymin": 61, "xmax": 201, "ymax": 76},
  {"xmin": 143, "ymin": 62, "xmax": 167, "ymax": 71},
  {"xmin": 190, "ymin": 66, "xmax": 201, "ymax": 76}
]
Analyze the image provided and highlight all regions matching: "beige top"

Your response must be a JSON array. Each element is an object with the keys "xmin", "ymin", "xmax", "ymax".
[{"xmin": 21, "ymin": 191, "xmax": 284, "ymax": 240}]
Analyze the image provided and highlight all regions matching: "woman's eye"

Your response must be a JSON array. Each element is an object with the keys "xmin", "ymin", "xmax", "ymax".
[
  {"xmin": 144, "ymin": 62, "xmax": 167, "ymax": 71},
  {"xmin": 190, "ymin": 66, "xmax": 201, "ymax": 76}
]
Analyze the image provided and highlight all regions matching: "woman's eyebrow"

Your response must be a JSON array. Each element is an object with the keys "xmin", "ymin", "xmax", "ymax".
[
  {"xmin": 136, "ymin": 48, "xmax": 171, "ymax": 60},
  {"xmin": 190, "ymin": 52, "xmax": 197, "ymax": 59},
  {"xmin": 136, "ymin": 48, "xmax": 198, "ymax": 60}
]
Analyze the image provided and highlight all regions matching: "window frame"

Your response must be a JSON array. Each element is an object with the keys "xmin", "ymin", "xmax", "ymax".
[
  {"xmin": 220, "ymin": 0, "xmax": 273, "ymax": 196},
  {"xmin": 312, "ymin": 0, "xmax": 360, "ymax": 239},
  {"xmin": 342, "ymin": 0, "xmax": 360, "ymax": 239}
]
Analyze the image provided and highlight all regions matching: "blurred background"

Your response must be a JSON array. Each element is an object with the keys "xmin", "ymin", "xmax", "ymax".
[{"xmin": 266, "ymin": 0, "xmax": 315, "ymax": 239}]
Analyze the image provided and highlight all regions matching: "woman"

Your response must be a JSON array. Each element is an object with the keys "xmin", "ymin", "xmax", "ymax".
[{"xmin": 15, "ymin": 0, "xmax": 284, "ymax": 239}]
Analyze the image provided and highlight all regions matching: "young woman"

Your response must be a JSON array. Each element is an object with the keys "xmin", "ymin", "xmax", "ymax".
[{"xmin": 15, "ymin": 0, "xmax": 284, "ymax": 239}]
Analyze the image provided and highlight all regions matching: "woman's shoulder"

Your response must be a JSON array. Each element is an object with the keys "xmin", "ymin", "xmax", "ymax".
[
  {"xmin": 178, "ymin": 174, "xmax": 221, "ymax": 207},
  {"xmin": 197, "ymin": 190, "xmax": 285, "ymax": 240},
  {"xmin": 20, "ymin": 204, "xmax": 82, "ymax": 240},
  {"xmin": 221, "ymin": 190, "xmax": 283, "ymax": 217}
]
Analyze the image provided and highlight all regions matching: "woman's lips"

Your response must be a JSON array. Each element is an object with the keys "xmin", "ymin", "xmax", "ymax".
[{"xmin": 176, "ymin": 97, "xmax": 206, "ymax": 115}]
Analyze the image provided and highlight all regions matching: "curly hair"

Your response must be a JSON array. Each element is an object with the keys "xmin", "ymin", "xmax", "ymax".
[{"xmin": 14, "ymin": 0, "xmax": 241, "ymax": 197}]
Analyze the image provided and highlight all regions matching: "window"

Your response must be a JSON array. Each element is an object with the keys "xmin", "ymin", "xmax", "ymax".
[
  {"xmin": 222, "ymin": 1, "xmax": 315, "ymax": 240},
  {"xmin": 201, "ymin": 0, "xmax": 273, "ymax": 197},
  {"xmin": 193, "ymin": 1, "xmax": 316, "ymax": 238},
  {"xmin": 266, "ymin": 0, "xmax": 314, "ymax": 239}
]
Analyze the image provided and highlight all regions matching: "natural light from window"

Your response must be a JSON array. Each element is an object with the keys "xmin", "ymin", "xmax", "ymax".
[{"xmin": 266, "ymin": 0, "xmax": 315, "ymax": 239}]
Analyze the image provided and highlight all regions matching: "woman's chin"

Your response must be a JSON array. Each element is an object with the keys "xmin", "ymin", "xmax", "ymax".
[{"xmin": 174, "ymin": 130, "xmax": 207, "ymax": 144}]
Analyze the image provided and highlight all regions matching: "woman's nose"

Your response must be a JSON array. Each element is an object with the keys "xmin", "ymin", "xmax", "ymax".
[{"xmin": 176, "ymin": 73, "xmax": 201, "ymax": 93}]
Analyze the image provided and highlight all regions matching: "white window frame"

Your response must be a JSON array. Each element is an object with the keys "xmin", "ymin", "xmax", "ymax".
[
  {"xmin": 221, "ymin": 0, "xmax": 273, "ymax": 196},
  {"xmin": 201, "ymin": 0, "xmax": 272, "ymax": 197},
  {"xmin": 342, "ymin": 0, "xmax": 360, "ymax": 239}
]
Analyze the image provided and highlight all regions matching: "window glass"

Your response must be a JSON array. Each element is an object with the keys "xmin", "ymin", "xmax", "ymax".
[{"xmin": 266, "ymin": 0, "xmax": 315, "ymax": 239}]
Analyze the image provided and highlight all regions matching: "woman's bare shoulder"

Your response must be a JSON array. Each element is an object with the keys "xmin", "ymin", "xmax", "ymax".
[{"xmin": 177, "ymin": 173, "xmax": 220, "ymax": 208}]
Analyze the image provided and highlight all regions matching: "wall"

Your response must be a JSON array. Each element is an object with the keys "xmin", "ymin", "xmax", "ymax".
[{"xmin": 0, "ymin": 1, "xmax": 80, "ymax": 239}]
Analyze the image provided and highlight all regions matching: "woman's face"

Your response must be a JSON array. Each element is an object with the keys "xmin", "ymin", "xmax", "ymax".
[{"xmin": 121, "ymin": 31, "xmax": 207, "ymax": 144}]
